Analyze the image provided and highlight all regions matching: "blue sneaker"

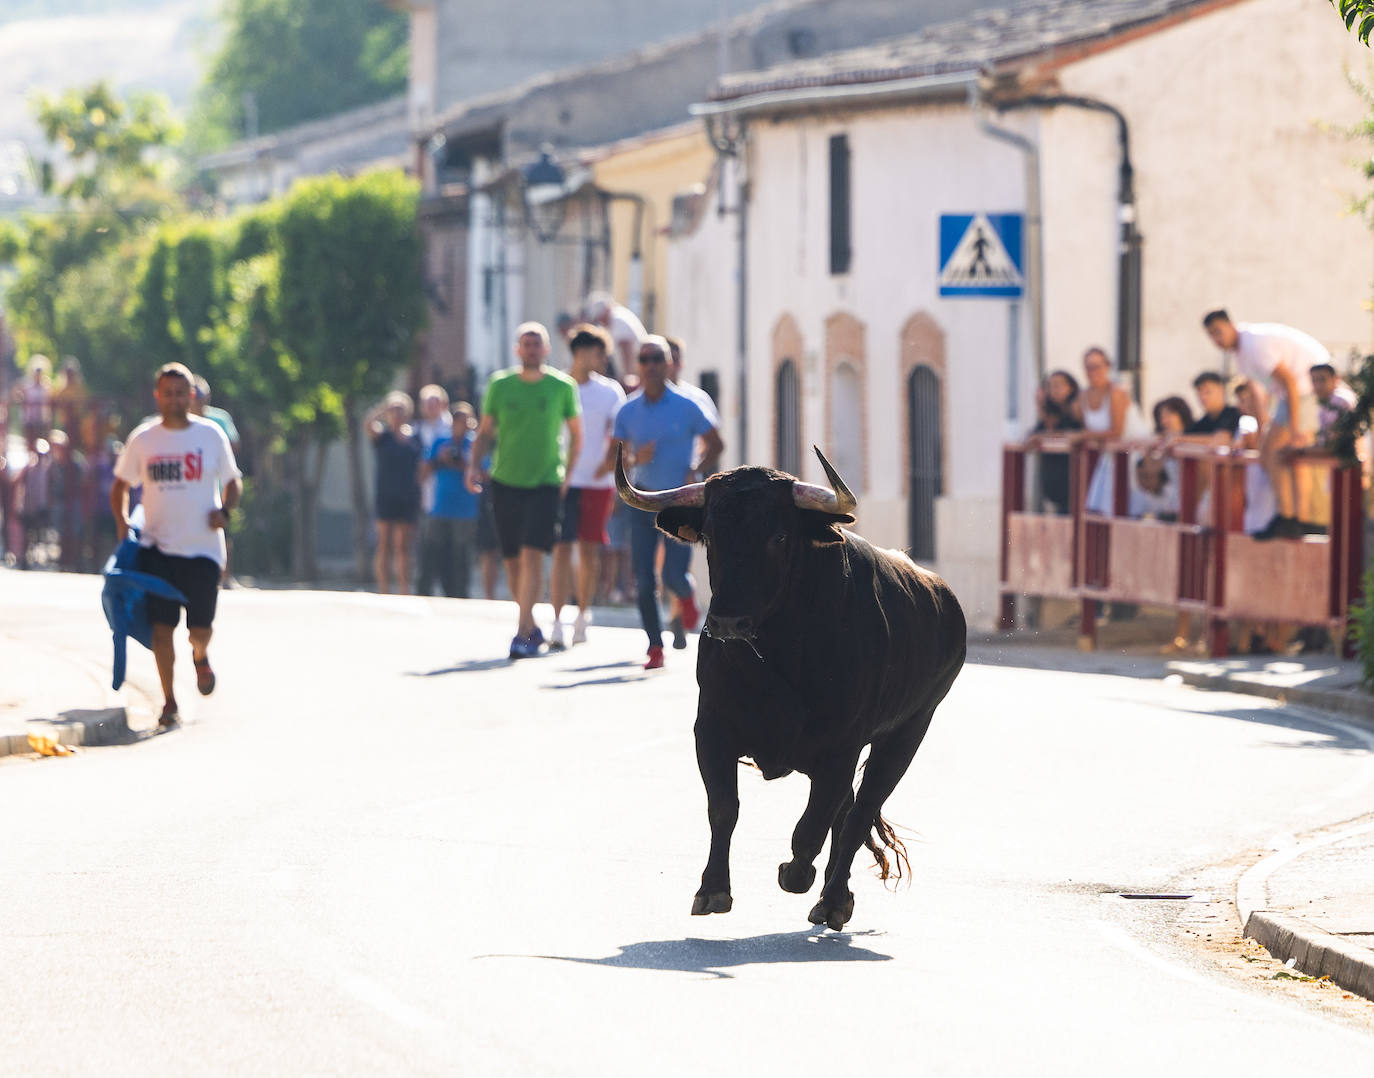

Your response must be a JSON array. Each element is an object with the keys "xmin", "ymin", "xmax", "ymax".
[
  {"xmin": 529, "ymin": 626, "xmax": 546, "ymax": 648},
  {"xmin": 509, "ymin": 632, "xmax": 543, "ymax": 660}
]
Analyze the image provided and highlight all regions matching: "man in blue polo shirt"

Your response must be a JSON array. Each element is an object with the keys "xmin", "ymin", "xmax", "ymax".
[{"xmin": 609, "ymin": 334, "xmax": 724, "ymax": 669}]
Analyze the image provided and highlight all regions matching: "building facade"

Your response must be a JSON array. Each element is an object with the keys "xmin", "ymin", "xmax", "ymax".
[{"xmin": 669, "ymin": 0, "xmax": 1374, "ymax": 627}]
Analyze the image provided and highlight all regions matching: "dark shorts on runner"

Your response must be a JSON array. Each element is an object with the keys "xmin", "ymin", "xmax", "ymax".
[
  {"xmin": 490, "ymin": 481, "xmax": 560, "ymax": 558},
  {"xmin": 559, "ymin": 486, "xmax": 616, "ymax": 545},
  {"xmin": 137, "ymin": 546, "xmax": 222, "ymax": 629}
]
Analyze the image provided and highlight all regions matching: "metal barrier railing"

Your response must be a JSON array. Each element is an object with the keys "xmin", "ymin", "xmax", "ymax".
[{"xmin": 1000, "ymin": 437, "xmax": 1364, "ymax": 657}]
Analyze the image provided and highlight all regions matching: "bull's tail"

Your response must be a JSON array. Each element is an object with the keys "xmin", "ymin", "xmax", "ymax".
[{"xmin": 864, "ymin": 812, "xmax": 912, "ymax": 887}]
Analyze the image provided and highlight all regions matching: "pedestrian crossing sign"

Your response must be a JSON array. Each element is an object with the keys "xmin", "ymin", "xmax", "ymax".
[{"xmin": 938, "ymin": 213, "xmax": 1024, "ymax": 297}]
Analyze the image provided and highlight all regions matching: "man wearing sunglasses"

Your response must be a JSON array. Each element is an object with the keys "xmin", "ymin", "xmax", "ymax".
[{"xmin": 607, "ymin": 334, "xmax": 723, "ymax": 669}]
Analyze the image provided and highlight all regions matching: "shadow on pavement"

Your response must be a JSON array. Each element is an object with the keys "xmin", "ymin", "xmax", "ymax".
[
  {"xmin": 492, "ymin": 929, "xmax": 893, "ymax": 980},
  {"xmin": 541, "ymin": 673, "xmax": 648, "ymax": 690},
  {"xmin": 406, "ymin": 658, "xmax": 514, "ymax": 677},
  {"xmin": 1133, "ymin": 699, "xmax": 1374, "ymax": 753}
]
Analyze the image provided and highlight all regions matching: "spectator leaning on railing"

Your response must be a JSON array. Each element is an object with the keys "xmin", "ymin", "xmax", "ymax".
[{"xmin": 1203, "ymin": 310, "xmax": 1325, "ymax": 539}]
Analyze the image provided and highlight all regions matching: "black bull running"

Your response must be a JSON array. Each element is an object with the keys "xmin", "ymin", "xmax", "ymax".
[{"xmin": 616, "ymin": 445, "xmax": 966, "ymax": 931}]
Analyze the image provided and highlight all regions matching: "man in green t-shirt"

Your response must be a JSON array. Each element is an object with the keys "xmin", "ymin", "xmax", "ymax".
[{"xmin": 467, "ymin": 322, "xmax": 582, "ymax": 659}]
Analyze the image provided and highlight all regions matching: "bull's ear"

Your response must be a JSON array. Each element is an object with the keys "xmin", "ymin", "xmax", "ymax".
[
  {"xmin": 656, "ymin": 506, "xmax": 706, "ymax": 543},
  {"xmin": 802, "ymin": 511, "xmax": 851, "ymax": 547}
]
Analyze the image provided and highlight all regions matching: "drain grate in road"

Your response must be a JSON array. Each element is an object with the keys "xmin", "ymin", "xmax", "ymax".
[{"xmin": 1111, "ymin": 892, "xmax": 1201, "ymax": 901}]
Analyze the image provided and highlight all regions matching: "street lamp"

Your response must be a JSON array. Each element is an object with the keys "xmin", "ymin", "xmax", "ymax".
[{"xmin": 522, "ymin": 148, "xmax": 566, "ymax": 243}]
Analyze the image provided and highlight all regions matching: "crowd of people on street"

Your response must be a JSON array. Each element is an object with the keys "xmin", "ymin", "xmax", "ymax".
[
  {"xmin": 1026, "ymin": 307, "xmax": 1362, "ymax": 655},
  {"xmin": 359, "ymin": 291, "xmax": 723, "ymax": 668},
  {"xmin": 1, "ymin": 355, "xmax": 126, "ymax": 572}
]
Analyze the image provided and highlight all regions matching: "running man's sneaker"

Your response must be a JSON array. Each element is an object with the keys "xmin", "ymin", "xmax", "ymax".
[
  {"xmin": 529, "ymin": 626, "xmax": 546, "ymax": 649},
  {"xmin": 158, "ymin": 702, "xmax": 180, "ymax": 729},
  {"xmin": 669, "ymin": 614, "xmax": 687, "ymax": 650},
  {"xmin": 193, "ymin": 656, "xmax": 216, "ymax": 696},
  {"xmin": 679, "ymin": 593, "xmax": 701, "ymax": 633},
  {"xmin": 549, "ymin": 621, "xmax": 567, "ymax": 651},
  {"xmin": 644, "ymin": 646, "xmax": 666, "ymax": 670},
  {"xmin": 572, "ymin": 609, "xmax": 591, "ymax": 645}
]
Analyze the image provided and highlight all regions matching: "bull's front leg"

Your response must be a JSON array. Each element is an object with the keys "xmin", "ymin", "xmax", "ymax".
[
  {"xmin": 778, "ymin": 758, "xmax": 857, "ymax": 895},
  {"xmin": 692, "ymin": 719, "xmax": 738, "ymax": 915}
]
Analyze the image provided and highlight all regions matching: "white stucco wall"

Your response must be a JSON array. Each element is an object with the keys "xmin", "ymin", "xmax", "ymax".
[
  {"xmin": 1047, "ymin": 0, "xmax": 1374, "ymax": 402},
  {"xmin": 739, "ymin": 105, "xmax": 1034, "ymax": 625}
]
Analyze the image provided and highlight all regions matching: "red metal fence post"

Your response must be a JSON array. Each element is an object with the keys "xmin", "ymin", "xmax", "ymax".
[{"xmin": 999, "ymin": 446, "xmax": 1023, "ymax": 631}]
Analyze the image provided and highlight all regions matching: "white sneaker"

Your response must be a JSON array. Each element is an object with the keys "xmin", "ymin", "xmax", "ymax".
[
  {"xmin": 572, "ymin": 609, "xmax": 591, "ymax": 645},
  {"xmin": 549, "ymin": 621, "xmax": 567, "ymax": 651}
]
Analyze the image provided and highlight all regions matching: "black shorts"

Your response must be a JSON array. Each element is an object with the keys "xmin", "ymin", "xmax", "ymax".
[
  {"xmin": 490, "ymin": 481, "xmax": 560, "ymax": 558},
  {"xmin": 137, "ymin": 546, "xmax": 221, "ymax": 629}
]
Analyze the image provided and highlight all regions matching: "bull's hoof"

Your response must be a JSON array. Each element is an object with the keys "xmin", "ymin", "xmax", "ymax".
[
  {"xmin": 691, "ymin": 891, "xmax": 733, "ymax": 915},
  {"xmin": 807, "ymin": 892, "xmax": 855, "ymax": 931},
  {"xmin": 778, "ymin": 860, "xmax": 817, "ymax": 894}
]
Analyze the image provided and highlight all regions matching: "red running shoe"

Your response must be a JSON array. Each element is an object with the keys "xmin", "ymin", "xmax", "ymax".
[
  {"xmin": 644, "ymin": 646, "xmax": 665, "ymax": 670},
  {"xmin": 194, "ymin": 656, "xmax": 216, "ymax": 696},
  {"xmin": 679, "ymin": 593, "xmax": 701, "ymax": 633}
]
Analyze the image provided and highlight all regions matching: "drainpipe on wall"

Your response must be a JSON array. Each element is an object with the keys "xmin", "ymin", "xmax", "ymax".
[
  {"xmin": 998, "ymin": 93, "xmax": 1143, "ymax": 404},
  {"xmin": 972, "ymin": 87, "xmax": 1047, "ymax": 412}
]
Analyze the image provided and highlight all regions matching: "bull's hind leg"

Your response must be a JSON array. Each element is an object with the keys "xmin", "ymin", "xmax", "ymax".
[
  {"xmin": 809, "ymin": 708, "xmax": 936, "ymax": 931},
  {"xmin": 779, "ymin": 759, "xmax": 857, "ymax": 895},
  {"xmin": 692, "ymin": 722, "xmax": 739, "ymax": 916}
]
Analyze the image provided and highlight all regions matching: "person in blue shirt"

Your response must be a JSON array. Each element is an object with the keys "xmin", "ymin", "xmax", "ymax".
[
  {"xmin": 608, "ymin": 334, "xmax": 724, "ymax": 669},
  {"xmin": 419, "ymin": 402, "xmax": 481, "ymax": 598}
]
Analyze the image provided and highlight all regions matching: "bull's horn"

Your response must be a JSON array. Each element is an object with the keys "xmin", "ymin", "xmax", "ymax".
[
  {"xmin": 793, "ymin": 445, "xmax": 858, "ymax": 516},
  {"xmin": 614, "ymin": 443, "xmax": 706, "ymax": 511}
]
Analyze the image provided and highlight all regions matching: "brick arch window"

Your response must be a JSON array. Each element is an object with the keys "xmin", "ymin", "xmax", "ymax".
[
  {"xmin": 825, "ymin": 311, "xmax": 867, "ymax": 492},
  {"xmin": 772, "ymin": 314, "xmax": 803, "ymax": 476},
  {"xmin": 900, "ymin": 312, "xmax": 948, "ymax": 560}
]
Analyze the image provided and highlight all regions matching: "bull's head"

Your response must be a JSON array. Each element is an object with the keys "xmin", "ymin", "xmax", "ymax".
[{"xmin": 615, "ymin": 446, "xmax": 856, "ymax": 643}]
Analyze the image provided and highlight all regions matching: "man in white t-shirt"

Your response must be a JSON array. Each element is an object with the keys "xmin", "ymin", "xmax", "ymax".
[
  {"xmin": 585, "ymin": 291, "xmax": 646, "ymax": 381},
  {"xmin": 549, "ymin": 324, "xmax": 626, "ymax": 648},
  {"xmin": 111, "ymin": 363, "xmax": 243, "ymax": 728},
  {"xmin": 1203, "ymin": 309, "xmax": 1325, "ymax": 539}
]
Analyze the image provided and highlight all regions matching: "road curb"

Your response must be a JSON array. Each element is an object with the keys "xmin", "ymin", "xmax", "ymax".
[
  {"xmin": 1169, "ymin": 668, "xmax": 1374, "ymax": 727},
  {"xmin": 1244, "ymin": 910, "xmax": 1374, "ymax": 1000},
  {"xmin": 0, "ymin": 708, "xmax": 132, "ymax": 759}
]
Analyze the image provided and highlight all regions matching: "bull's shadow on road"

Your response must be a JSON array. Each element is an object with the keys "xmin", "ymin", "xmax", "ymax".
[{"xmin": 495, "ymin": 929, "xmax": 892, "ymax": 980}]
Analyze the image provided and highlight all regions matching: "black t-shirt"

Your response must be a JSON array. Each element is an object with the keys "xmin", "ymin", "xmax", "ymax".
[{"xmin": 1187, "ymin": 406, "xmax": 1242, "ymax": 437}]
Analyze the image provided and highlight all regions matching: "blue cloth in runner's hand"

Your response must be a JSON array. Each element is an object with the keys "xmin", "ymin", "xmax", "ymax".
[{"xmin": 100, "ymin": 535, "xmax": 186, "ymax": 690}]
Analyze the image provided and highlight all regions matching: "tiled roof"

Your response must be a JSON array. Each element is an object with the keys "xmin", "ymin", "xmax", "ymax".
[{"xmin": 709, "ymin": 0, "xmax": 1222, "ymax": 100}]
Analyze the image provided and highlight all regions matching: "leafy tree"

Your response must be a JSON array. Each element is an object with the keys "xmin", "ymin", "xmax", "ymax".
[
  {"xmin": 2, "ymin": 82, "xmax": 180, "ymax": 395},
  {"xmin": 275, "ymin": 169, "xmax": 424, "ymax": 579},
  {"xmin": 189, "ymin": 0, "xmax": 407, "ymax": 150},
  {"xmin": 1334, "ymin": 0, "xmax": 1374, "ymax": 45}
]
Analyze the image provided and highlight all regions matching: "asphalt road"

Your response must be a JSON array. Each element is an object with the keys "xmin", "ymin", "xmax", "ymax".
[{"xmin": 3, "ymin": 571, "xmax": 1374, "ymax": 1075}]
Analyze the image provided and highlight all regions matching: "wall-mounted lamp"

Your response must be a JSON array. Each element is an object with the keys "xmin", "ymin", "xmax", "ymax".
[{"xmin": 522, "ymin": 148, "xmax": 566, "ymax": 243}]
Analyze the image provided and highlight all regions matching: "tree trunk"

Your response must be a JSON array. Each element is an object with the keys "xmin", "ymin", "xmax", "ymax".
[
  {"xmin": 301, "ymin": 439, "xmax": 326, "ymax": 581},
  {"xmin": 344, "ymin": 398, "xmax": 371, "ymax": 584},
  {"xmin": 287, "ymin": 442, "xmax": 309, "ymax": 581}
]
